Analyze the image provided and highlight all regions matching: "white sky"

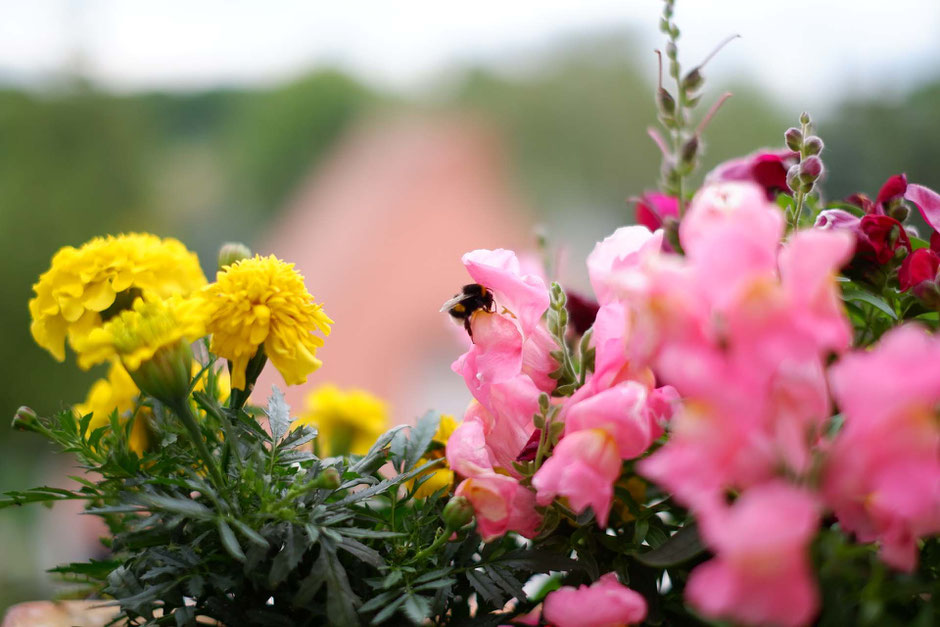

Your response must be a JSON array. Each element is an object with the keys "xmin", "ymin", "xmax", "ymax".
[{"xmin": 1, "ymin": 1, "xmax": 939, "ymax": 108}]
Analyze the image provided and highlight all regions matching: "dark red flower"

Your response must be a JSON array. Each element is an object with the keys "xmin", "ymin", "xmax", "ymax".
[
  {"xmin": 565, "ymin": 290, "xmax": 600, "ymax": 336},
  {"xmin": 856, "ymin": 215, "xmax": 911, "ymax": 265},
  {"xmin": 876, "ymin": 173, "xmax": 908, "ymax": 207},
  {"xmin": 899, "ymin": 248, "xmax": 940, "ymax": 294},
  {"xmin": 516, "ymin": 429, "xmax": 541, "ymax": 462}
]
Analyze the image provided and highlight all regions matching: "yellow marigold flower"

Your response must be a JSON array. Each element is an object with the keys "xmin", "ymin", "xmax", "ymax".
[
  {"xmin": 29, "ymin": 233, "xmax": 206, "ymax": 362},
  {"xmin": 201, "ymin": 255, "xmax": 332, "ymax": 390},
  {"xmin": 75, "ymin": 363, "xmax": 151, "ymax": 454},
  {"xmin": 410, "ymin": 414, "xmax": 458, "ymax": 499},
  {"xmin": 75, "ymin": 296, "xmax": 205, "ymax": 404},
  {"xmin": 296, "ymin": 385, "xmax": 388, "ymax": 456}
]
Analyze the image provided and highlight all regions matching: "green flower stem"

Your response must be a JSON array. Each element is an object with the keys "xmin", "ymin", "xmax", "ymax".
[
  {"xmin": 410, "ymin": 524, "xmax": 459, "ymax": 563},
  {"xmin": 792, "ymin": 119, "xmax": 811, "ymax": 228},
  {"xmin": 171, "ymin": 399, "xmax": 225, "ymax": 490}
]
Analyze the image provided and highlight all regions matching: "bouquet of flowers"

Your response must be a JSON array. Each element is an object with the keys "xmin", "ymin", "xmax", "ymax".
[{"xmin": 5, "ymin": 2, "xmax": 938, "ymax": 626}]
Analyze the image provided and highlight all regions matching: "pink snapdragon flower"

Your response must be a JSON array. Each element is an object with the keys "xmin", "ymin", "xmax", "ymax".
[
  {"xmin": 587, "ymin": 225, "xmax": 663, "ymax": 306},
  {"xmin": 542, "ymin": 572, "xmax": 647, "ymax": 627},
  {"xmin": 532, "ymin": 429, "xmax": 621, "ymax": 526},
  {"xmin": 824, "ymin": 324, "xmax": 940, "ymax": 571},
  {"xmin": 633, "ymin": 183, "xmax": 853, "ymax": 509},
  {"xmin": 462, "ymin": 248, "xmax": 549, "ymax": 336},
  {"xmin": 686, "ymin": 482, "xmax": 820, "ymax": 627},
  {"xmin": 454, "ymin": 473, "xmax": 541, "ymax": 542},
  {"xmin": 564, "ymin": 381, "xmax": 654, "ymax": 460}
]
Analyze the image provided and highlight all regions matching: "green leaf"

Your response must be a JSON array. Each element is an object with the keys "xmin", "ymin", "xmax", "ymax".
[
  {"xmin": 349, "ymin": 425, "xmax": 407, "ymax": 474},
  {"xmin": 402, "ymin": 594, "xmax": 431, "ymax": 625},
  {"xmin": 635, "ymin": 522, "xmax": 705, "ymax": 567},
  {"xmin": 265, "ymin": 385, "xmax": 293, "ymax": 443},
  {"xmin": 404, "ymin": 411, "xmax": 441, "ymax": 470},
  {"xmin": 217, "ymin": 519, "xmax": 246, "ymax": 563},
  {"xmin": 325, "ymin": 548, "xmax": 360, "ymax": 627},
  {"xmin": 338, "ymin": 537, "xmax": 384, "ymax": 568},
  {"xmin": 139, "ymin": 494, "xmax": 213, "ymax": 519},
  {"xmin": 0, "ymin": 486, "xmax": 84, "ymax": 509},
  {"xmin": 842, "ymin": 287, "xmax": 897, "ymax": 320},
  {"xmin": 370, "ymin": 595, "xmax": 406, "ymax": 625},
  {"xmin": 466, "ymin": 569, "xmax": 505, "ymax": 607}
]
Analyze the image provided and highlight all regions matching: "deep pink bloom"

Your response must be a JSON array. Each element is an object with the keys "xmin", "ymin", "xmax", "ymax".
[
  {"xmin": 454, "ymin": 473, "xmax": 541, "ymax": 542},
  {"xmin": 705, "ymin": 149, "xmax": 798, "ymax": 199},
  {"xmin": 899, "ymin": 248, "xmax": 940, "ymax": 294},
  {"xmin": 532, "ymin": 429, "xmax": 621, "ymax": 526},
  {"xmin": 587, "ymin": 225, "xmax": 663, "ymax": 306},
  {"xmin": 876, "ymin": 173, "xmax": 908, "ymax": 206},
  {"xmin": 905, "ymin": 182, "xmax": 940, "ymax": 233},
  {"xmin": 825, "ymin": 325, "xmax": 940, "ymax": 571},
  {"xmin": 542, "ymin": 573, "xmax": 647, "ymax": 627},
  {"xmin": 462, "ymin": 248, "xmax": 549, "ymax": 336},
  {"xmin": 686, "ymin": 482, "xmax": 820, "ymax": 627},
  {"xmin": 856, "ymin": 214, "xmax": 911, "ymax": 264},
  {"xmin": 564, "ymin": 381, "xmax": 654, "ymax": 460},
  {"xmin": 634, "ymin": 192, "xmax": 679, "ymax": 232}
]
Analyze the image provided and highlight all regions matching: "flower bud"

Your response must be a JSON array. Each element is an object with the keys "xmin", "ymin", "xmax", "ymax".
[
  {"xmin": 12, "ymin": 406, "xmax": 40, "ymax": 433},
  {"xmin": 786, "ymin": 164, "xmax": 801, "ymax": 193},
  {"xmin": 218, "ymin": 242, "xmax": 252, "ymax": 270},
  {"xmin": 799, "ymin": 111, "xmax": 811, "ymax": 126},
  {"xmin": 886, "ymin": 199, "xmax": 911, "ymax": 223},
  {"xmin": 442, "ymin": 495, "xmax": 474, "ymax": 529},
  {"xmin": 657, "ymin": 88, "xmax": 676, "ymax": 116},
  {"xmin": 784, "ymin": 127, "xmax": 803, "ymax": 152},
  {"xmin": 662, "ymin": 216, "xmax": 683, "ymax": 254},
  {"xmin": 803, "ymin": 136, "xmax": 824, "ymax": 156},
  {"xmin": 682, "ymin": 68, "xmax": 703, "ymax": 92},
  {"xmin": 799, "ymin": 155, "xmax": 824, "ymax": 182},
  {"xmin": 666, "ymin": 42, "xmax": 678, "ymax": 60},
  {"xmin": 681, "ymin": 135, "xmax": 699, "ymax": 165},
  {"xmin": 312, "ymin": 467, "xmax": 341, "ymax": 490},
  {"xmin": 130, "ymin": 340, "xmax": 194, "ymax": 407}
]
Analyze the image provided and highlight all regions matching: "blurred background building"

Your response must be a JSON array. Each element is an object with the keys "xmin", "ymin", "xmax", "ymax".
[{"xmin": 1, "ymin": 0, "xmax": 939, "ymax": 611}]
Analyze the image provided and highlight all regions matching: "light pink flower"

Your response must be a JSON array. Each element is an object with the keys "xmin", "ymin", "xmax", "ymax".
[
  {"xmin": 564, "ymin": 381, "xmax": 654, "ymax": 460},
  {"xmin": 686, "ymin": 482, "xmax": 820, "ymax": 627},
  {"xmin": 588, "ymin": 225, "xmax": 663, "ymax": 306},
  {"xmin": 445, "ymin": 416, "xmax": 493, "ymax": 478},
  {"xmin": 542, "ymin": 572, "xmax": 647, "ymax": 627},
  {"xmin": 454, "ymin": 473, "xmax": 541, "ymax": 542},
  {"xmin": 532, "ymin": 429, "xmax": 621, "ymax": 526},
  {"xmin": 824, "ymin": 324, "xmax": 940, "ymax": 571},
  {"xmin": 462, "ymin": 248, "xmax": 549, "ymax": 336}
]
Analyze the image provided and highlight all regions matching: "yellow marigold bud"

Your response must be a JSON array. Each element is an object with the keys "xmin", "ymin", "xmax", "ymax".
[
  {"xmin": 75, "ymin": 362, "xmax": 151, "ymax": 454},
  {"xmin": 201, "ymin": 255, "xmax": 332, "ymax": 391},
  {"xmin": 296, "ymin": 385, "xmax": 388, "ymax": 456},
  {"xmin": 29, "ymin": 233, "xmax": 206, "ymax": 362},
  {"xmin": 74, "ymin": 296, "xmax": 205, "ymax": 405}
]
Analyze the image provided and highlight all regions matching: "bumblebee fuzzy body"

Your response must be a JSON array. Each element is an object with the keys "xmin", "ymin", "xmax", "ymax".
[{"xmin": 441, "ymin": 283, "xmax": 495, "ymax": 337}]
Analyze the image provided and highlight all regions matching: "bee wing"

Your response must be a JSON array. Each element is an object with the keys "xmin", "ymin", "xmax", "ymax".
[{"xmin": 440, "ymin": 294, "xmax": 464, "ymax": 312}]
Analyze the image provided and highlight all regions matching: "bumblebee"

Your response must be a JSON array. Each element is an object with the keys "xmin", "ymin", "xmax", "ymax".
[{"xmin": 440, "ymin": 283, "xmax": 495, "ymax": 337}]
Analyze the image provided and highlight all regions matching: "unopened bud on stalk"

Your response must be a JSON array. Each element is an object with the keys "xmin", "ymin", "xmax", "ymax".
[
  {"xmin": 785, "ymin": 127, "xmax": 804, "ymax": 151},
  {"xmin": 803, "ymin": 136, "xmax": 824, "ymax": 156},
  {"xmin": 663, "ymin": 216, "xmax": 682, "ymax": 253},
  {"xmin": 887, "ymin": 200, "xmax": 911, "ymax": 223},
  {"xmin": 442, "ymin": 496, "xmax": 474, "ymax": 529},
  {"xmin": 312, "ymin": 467, "xmax": 341, "ymax": 490},
  {"xmin": 666, "ymin": 42, "xmax": 678, "ymax": 60},
  {"xmin": 799, "ymin": 155, "xmax": 824, "ymax": 182},
  {"xmin": 12, "ymin": 406, "xmax": 40, "ymax": 433},
  {"xmin": 681, "ymin": 135, "xmax": 700, "ymax": 165},
  {"xmin": 787, "ymin": 164, "xmax": 802, "ymax": 193},
  {"xmin": 681, "ymin": 68, "xmax": 703, "ymax": 92},
  {"xmin": 657, "ymin": 88, "xmax": 676, "ymax": 116},
  {"xmin": 800, "ymin": 111, "xmax": 812, "ymax": 126},
  {"xmin": 218, "ymin": 242, "xmax": 252, "ymax": 270}
]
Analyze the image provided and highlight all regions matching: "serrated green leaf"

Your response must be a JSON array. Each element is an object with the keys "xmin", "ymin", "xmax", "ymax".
[
  {"xmin": 265, "ymin": 385, "xmax": 293, "ymax": 443},
  {"xmin": 402, "ymin": 594, "xmax": 431, "ymax": 625},
  {"xmin": 217, "ymin": 519, "xmax": 246, "ymax": 562},
  {"xmin": 338, "ymin": 537, "xmax": 384, "ymax": 568},
  {"xmin": 370, "ymin": 595, "xmax": 406, "ymax": 625},
  {"xmin": 404, "ymin": 411, "xmax": 441, "ymax": 471},
  {"xmin": 139, "ymin": 494, "xmax": 212, "ymax": 519}
]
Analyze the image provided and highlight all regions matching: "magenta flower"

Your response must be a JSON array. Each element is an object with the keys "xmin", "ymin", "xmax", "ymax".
[
  {"xmin": 705, "ymin": 149, "xmax": 798, "ymax": 199},
  {"xmin": 824, "ymin": 325, "xmax": 940, "ymax": 571},
  {"xmin": 532, "ymin": 429, "xmax": 621, "ymax": 526},
  {"xmin": 898, "ymin": 248, "xmax": 940, "ymax": 295},
  {"xmin": 453, "ymin": 473, "xmax": 541, "ymax": 542},
  {"xmin": 633, "ymin": 192, "xmax": 679, "ymax": 232},
  {"xmin": 542, "ymin": 572, "xmax": 647, "ymax": 627},
  {"xmin": 686, "ymin": 482, "xmax": 820, "ymax": 627}
]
